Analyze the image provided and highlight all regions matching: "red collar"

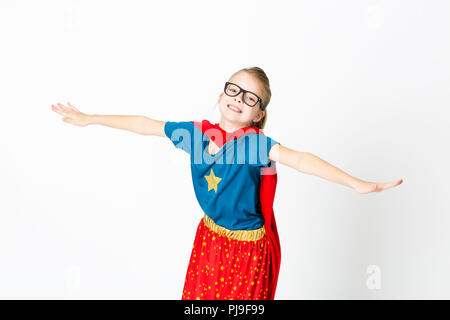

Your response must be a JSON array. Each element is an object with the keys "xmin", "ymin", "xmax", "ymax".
[{"xmin": 193, "ymin": 120, "xmax": 263, "ymax": 148}]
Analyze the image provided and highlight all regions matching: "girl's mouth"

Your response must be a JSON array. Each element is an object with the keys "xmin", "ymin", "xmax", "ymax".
[{"xmin": 227, "ymin": 104, "xmax": 242, "ymax": 113}]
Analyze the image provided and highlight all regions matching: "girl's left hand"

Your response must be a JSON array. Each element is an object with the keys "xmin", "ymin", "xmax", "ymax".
[{"xmin": 354, "ymin": 179, "xmax": 403, "ymax": 194}]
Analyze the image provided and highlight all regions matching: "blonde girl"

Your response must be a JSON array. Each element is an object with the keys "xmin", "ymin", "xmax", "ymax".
[{"xmin": 51, "ymin": 66, "xmax": 403, "ymax": 300}]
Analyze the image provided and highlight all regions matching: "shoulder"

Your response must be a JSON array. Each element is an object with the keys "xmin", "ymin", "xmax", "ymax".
[
  {"xmin": 165, "ymin": 119, "xmax": 217, "ymax": 139},
  {"xmin": 164, "ymin": 120, "xmax": 196, "ymax": 138},
  {"xmin": 241, "ymin": 131, "xmax": 281, "ymax": 167},
  {"xmin": 247, "ymin": 130, "xmax": 281, "ymax": 163},
  {"xmin": 243, "ymin": 130, "xmax": 280, "ymax": 149}
]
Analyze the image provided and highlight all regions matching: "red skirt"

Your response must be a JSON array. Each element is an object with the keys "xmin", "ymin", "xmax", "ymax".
[{"xmin": 182, "ymin": 215, "xmax": 273, "ymax": 300}]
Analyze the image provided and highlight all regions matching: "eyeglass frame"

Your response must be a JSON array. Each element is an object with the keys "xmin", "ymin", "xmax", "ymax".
[{"xmin": 223, "ymin": 81, "xmax": 265, "ymax": 110}]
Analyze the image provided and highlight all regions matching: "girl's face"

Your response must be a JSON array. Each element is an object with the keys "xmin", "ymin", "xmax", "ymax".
[{"xmin": 217, "ymin": 72, "xmax": 265, "ymax": 128}]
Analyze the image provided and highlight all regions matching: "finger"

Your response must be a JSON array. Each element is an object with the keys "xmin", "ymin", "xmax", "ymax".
[
  {"xmin": 54, "ymin": 103, "xmax": 67, "ymax": 113},
  {"xmin": 67, "ymin": 101, "xmax": 78, "ymax": 111},
  {"xmin": 380, "ymin": 181, "xmax": 400, "ymax": 190},
  {"xmin": 52, "ymin": 104, "xmax": 64, "ymax": 114},
  {"xmin": 389, "ymin": 179, "xmax": 403, "ymax": 187},
  {"xmin": 57, "ymin": 102, "xmax": 67, "ymax": 110}
]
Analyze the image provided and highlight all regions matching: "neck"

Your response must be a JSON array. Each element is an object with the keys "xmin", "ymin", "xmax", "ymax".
[{"xmin": 218, "ymin": 118, "xmax": 252, "ymax": 133}]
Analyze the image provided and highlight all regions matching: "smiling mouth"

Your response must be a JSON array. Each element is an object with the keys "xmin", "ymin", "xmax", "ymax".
[{"xmin": 227, "ymin": 104, "xmax": 242, "ymax": 113}]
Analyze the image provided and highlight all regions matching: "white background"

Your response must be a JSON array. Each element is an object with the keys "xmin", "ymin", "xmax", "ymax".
[{"xmin": 0, "ymin": 0, "xmax": 449, "ymax": 299}]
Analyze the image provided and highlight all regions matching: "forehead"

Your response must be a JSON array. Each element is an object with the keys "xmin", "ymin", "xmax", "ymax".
[{"xmin": 229, "ymin": 72, "xmax": 262, "ymax": 96}]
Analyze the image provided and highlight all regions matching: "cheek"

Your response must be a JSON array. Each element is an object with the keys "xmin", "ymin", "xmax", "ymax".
[
  {"xmin": 219, "ymin": 103, "xmax": 228, "ymax": 113},
  {"xmin": 242, "ymin": 107, "xmax": 257, "ymax": 118}
]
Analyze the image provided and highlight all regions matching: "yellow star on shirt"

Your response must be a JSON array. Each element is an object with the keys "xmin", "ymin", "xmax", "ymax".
[{"xmin": 204, "ymin": 168, "xmax": 222, "ymax": 193}]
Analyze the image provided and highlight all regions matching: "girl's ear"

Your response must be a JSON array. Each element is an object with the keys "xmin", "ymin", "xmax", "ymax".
[
  {"xmin": 254, "ymin": 110, "xmax": 265, "ymax": 122},
  {"xmin": 217, "ymin": 92, "xmax": 223, "ymax": 104}
]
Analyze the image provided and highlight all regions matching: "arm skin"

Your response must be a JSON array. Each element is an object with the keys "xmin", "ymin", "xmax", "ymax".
[
  {"xmin": 88, "ymin": 114, "xmax": 167, "ymax": 137},
  {"xmin": 51, "ymin": 102, "xmax": 167, "ymax": 137},
  {"xmin": 268, "ymin": 144, "xmax": 403, "ymax": 194},
  {"xmin": 51, "ymin": 102, "xmax": 402, "ymax": 193}
]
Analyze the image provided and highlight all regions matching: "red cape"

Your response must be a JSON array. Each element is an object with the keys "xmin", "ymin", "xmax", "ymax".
[{"xmin": 192, "ymin": 120, "xmax": 281, "ymax": 299}]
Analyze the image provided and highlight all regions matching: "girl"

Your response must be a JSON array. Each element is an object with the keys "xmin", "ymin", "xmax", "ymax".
[{"xmin": 51, "ymin": 66, "xmax": 403, "ymax": 300}]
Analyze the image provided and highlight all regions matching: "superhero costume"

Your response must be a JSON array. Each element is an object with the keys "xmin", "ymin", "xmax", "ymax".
[{"xmin": 164, "ymin": 119, "xmax": 281, "ymax": 300}]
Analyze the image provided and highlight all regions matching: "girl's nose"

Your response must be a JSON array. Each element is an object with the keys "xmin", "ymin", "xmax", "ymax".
[{"xmin": 234, "ymin": 92, "xmax": 243, "ymax": 103}]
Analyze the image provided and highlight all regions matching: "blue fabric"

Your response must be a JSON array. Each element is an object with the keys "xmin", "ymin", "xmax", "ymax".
[{"xmin": 164, "ymin": 121, "xmax": 281, "ymax": 230}]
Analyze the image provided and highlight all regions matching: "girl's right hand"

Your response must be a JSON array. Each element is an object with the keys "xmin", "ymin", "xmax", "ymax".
[{"xmin": 51, "ymin": 102, "xmax": 90, "ymax": 127}]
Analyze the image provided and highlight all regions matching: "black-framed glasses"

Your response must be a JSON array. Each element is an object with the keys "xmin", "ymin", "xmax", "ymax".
[{"xmin": 224, "ymin": 82, "xmax": 264, "ymax": 110}]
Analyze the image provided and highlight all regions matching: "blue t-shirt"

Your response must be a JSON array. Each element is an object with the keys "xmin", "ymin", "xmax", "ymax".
[{"xmin": 164, "ymin": 120, "xmax": 281, "ymax": 231}]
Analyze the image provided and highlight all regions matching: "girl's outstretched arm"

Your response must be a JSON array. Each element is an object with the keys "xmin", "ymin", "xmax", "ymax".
[
  {"xmin": 51, "ymin": 101, "xmax": 166, "ymax": 137},
  {"xmin": 268, "ymin": 144, "xmax": 403, "ymax": 194}
]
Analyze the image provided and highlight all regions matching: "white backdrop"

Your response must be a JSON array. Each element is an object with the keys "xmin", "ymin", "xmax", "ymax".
[{"xmin": 0, "ymin": 0, "xmax": 449, "ymax": 299}]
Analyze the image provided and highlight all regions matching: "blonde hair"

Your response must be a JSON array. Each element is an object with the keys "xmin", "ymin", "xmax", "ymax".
[{"xmin": 229, "ymin": 66, "xmax": 271, "ymax": 129}]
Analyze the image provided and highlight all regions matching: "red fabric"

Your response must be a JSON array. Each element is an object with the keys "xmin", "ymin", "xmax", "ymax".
[
  {"xmin": 189, "ymin": 120, "xmax": 281, "ymax": 299},
  {"xmin": 192, "ymin": 119, "xmax": 262, "ymax": 149},
  {"xmin": 260, "ymin": 165, "xmax": 281, "ymax": 300},
  {"xmin": 182, "ymin": 218, "xmax": 272, "ymax": 300}
]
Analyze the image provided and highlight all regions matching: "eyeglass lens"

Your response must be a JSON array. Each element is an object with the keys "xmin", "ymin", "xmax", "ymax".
[{"xmin": 225, "ymin": 83, "xmax": 259, "ymax": 107}]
